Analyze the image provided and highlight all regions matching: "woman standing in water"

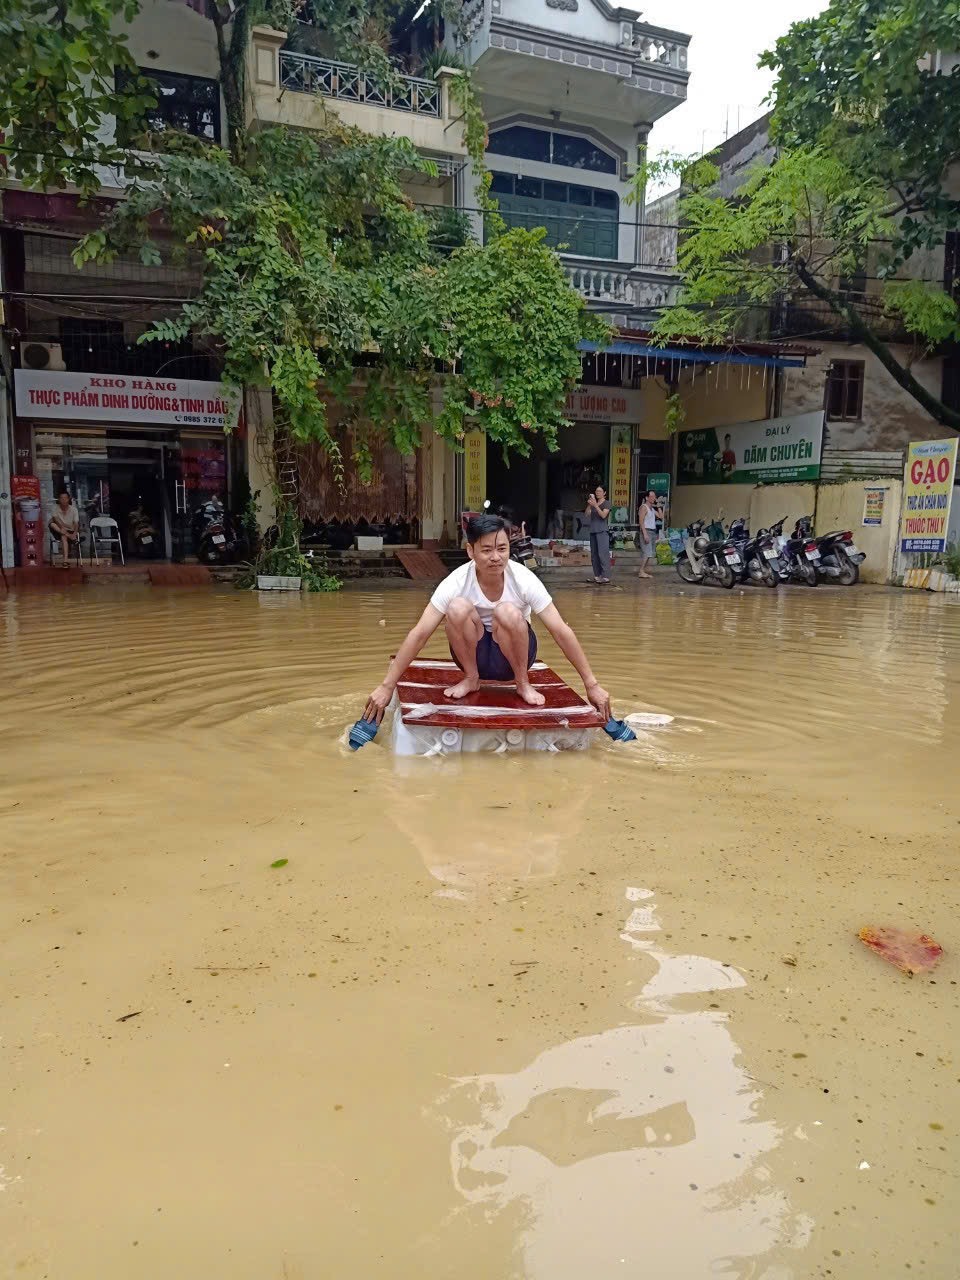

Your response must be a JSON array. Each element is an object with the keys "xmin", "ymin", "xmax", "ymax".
[
  {"xmin": 585, "ymin": 485, "xmax": 612, "ymax": 584},
  {"xmin": 637, "ymin": 489, "xmax": 658, "ymax": 580}
]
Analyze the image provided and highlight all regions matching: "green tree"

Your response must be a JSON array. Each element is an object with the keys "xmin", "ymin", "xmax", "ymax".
[
  {"xmin": 650, "ymin": 0, "xmax": 960, "ymax": 430},
  {"xmin": 2, "ymin": 0, "xmax": 607, "ymax": 474},
  {"xmin": 0, "ymin": 0, "xmax": 156, "ymax": 196}
]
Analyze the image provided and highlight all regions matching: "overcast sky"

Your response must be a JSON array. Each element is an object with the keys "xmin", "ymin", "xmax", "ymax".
[{"xmin": 644, "ymin": 0, "xmax": 828, "ymax": 169}]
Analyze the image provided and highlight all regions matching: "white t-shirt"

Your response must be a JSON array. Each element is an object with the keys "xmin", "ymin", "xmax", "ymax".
[
  {"xmin": 51, "ymin": 503, "xmax": 80, "ymax": 532},
  {"xmin": 430, "ymin": 561, "xmax": 553, "ymax": 632}
]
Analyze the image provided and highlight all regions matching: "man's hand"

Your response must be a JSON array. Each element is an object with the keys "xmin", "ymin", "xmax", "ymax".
[
  {"xmin": 585, "ymin": 680, "xmax": 611, "ymax": 722},
  {"xmin": 363, "ymin": 683, "xmax": 394, "ymax": 725}
]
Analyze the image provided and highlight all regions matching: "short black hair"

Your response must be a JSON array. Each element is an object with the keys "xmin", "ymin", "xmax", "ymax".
[{"xmin": 466, "ymin": 514, "xmax": 507, "ymax": 544}]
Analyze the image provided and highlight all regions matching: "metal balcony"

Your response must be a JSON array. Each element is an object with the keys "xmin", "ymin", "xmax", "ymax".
[{"xmin": 278, "ymin": 52, "xmax": 441, "ymax": 117}]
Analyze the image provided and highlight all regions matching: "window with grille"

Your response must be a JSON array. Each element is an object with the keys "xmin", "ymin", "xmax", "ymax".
[
  {"xmin": 488, "ymin": 125, "xmax": 618, "ymax": 175},
  {"xmin": 826, "ymin": 360, "xmax": 865, "ymax": 421},
  {"xmin": 486, "ymin": 172, "xmax": 619, "ymax": 259},
  {"xmin": 116, "ymin": 68, "xmax": 221, "ymax": 144}
]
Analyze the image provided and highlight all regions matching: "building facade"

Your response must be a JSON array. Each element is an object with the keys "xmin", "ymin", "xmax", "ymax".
[{"xmin": 0, "ymin": 0, "xmax": 697, "ymax": 566}]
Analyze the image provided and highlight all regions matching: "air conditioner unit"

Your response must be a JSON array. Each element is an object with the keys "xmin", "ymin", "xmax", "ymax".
[{"xmin": 20, "ymin": 341, "xmax": 67, "ymax": 372}]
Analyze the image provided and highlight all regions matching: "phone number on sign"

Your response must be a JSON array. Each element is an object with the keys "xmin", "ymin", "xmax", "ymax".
[{"xmin": 173, "ymin": 414, "xmax": 226, "ymax": 427}]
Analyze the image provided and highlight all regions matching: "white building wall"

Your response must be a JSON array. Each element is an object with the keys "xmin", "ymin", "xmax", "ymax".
[
  {"xmin": 781, "ymin": 342, "xmax": 946, "ymax": 451},
  {"xmin": 496, "ymin": 0, "xmax": 628, "ymax": 45}
]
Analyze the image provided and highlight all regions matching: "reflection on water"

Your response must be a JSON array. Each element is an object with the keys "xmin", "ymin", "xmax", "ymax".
[
  {"xmin": 1, "ymin": 583, "xmax": 958, "ymax": 1279},
  {"xmin": 439, "ymin": 887, "xmax": 812, "ymax": 1278}
]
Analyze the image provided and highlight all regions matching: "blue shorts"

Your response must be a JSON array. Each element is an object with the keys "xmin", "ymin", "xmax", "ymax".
[{"xmin": 452, "ymin": 625, "xmax": 538, "ymax": 681}]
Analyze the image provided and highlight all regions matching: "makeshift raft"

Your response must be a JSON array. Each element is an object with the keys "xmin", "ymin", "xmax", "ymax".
[{"xmin": 391, "ymin": 659, "xmax": 604, "ymax": 755}]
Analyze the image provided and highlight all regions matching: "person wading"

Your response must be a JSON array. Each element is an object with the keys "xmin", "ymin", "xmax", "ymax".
[
  {"xmin": 363, "ymin": 514, "xmax": 611, "ymax": 724},
  {"xmin": 585, "ymin": 485, "xmax": 612, "ymax": 584},
  {"xmin": 637, "ymin": 489, "xmax": 659, "ymax": 580}
]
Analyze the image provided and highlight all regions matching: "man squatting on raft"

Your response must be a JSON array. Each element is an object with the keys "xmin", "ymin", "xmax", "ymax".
[{"xmin": 364, "ymin": 514, "xmax": 611, "ymax": 724}]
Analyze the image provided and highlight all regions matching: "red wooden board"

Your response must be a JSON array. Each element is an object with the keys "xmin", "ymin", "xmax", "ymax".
[
  {"xmin": 396, "ymin": 549, "xmax": 447, "ymax": 581},
  {"xmin": 396, "ymin": 660, "xmax": 604, "ymax": 731}
]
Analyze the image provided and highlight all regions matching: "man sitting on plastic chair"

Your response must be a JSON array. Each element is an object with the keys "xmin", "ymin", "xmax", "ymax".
[{"xmin": 48, "ymin": 490, "xmax": 81, "ymax": 569}]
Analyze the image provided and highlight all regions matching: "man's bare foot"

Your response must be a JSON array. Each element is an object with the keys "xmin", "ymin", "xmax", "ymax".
[
  {"xmin": 638, "ymin": 571, "xmax": 652, "ymax": 579},
  {"xmin": 444, "ymin": 675, "xmax": 480, "ymax": 700},
  {"xmin": 516, "ymin": 681, "xmax": 546, "ymax": 707}
]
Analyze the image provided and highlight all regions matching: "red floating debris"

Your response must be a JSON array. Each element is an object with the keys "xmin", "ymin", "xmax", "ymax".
[{"xmin": 858, "ymin": 926, "xmax": 943, "ymax": 976}]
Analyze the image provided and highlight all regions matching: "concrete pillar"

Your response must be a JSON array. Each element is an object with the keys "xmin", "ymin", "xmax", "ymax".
[
  {"xmin": 633, "ymin": 123, "xmax": 652, "ymax": 270},
  {"xmin": 244, "ymin": 386, "xmax": 277, "ymax": 532}
]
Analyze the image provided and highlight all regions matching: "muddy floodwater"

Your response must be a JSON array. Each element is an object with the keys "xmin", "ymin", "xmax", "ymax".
[{"xmin": 1, "ymin": 580, "xmax": 958, "ymax": 1278}]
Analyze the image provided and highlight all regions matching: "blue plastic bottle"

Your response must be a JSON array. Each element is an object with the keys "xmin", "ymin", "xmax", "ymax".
[
  {"xmin": 603, "ymin": 717, "xmax": 637, "ymax": 743},
  {"xmin": 348, "ymin": 717, "xmax": 379, "ymax": 750}
]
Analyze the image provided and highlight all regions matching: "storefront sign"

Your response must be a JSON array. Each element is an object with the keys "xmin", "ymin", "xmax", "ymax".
[
  {"xmin": 565, "ymin": 386, "xmax": 642, "ymax": 424},
  {"xmin": 862, "ymin": 486, "xmax": 887, "ymax": 527},
  {"xmin": 14, "ymin": 370, "xmax": 241, "ymax": 431},
  {"xmin": 608, "ymin": 426, "xmax": 632, "ymax": 511},
  {"xmin": 463, "ymin": 429, "xmax": 486, "ymax": 512},
  {"xmin": 647, "ymin": 472, "xmax": 670, "ymax": 497},
  {"xmin": 676, "ymin": 411, "xmax": 824, "ymax": 485},
  {"xmin": 900, "ymin": 438, "xmax": 958, "ymax": 553}
]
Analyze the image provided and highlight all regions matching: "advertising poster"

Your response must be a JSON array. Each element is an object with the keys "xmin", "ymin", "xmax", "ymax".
[
  {"xmin": 463, "ymin": 429, "xmax": 486, "ymax": 512},
  {"xmin": 609, "ymin": 426, "xmax": 632, "ymax": 511},
  {"xmin": 676, "ymin": 411, "xmax": 824, "ymax": 485},
  {"xmin": 900, "ymin": 438, "xmax": 959, "ymax": 553},
  {"xmin": 862, "ymin": 487, "xmax": 887, "ymax": 526}
]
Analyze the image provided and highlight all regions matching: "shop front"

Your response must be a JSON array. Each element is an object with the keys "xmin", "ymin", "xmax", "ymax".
[
  {"xmin": 12, "ymin": 370, "xmax": 239, "ymax": 565},
  {"xmin": 482, "ymin": 385, "xmax": 668, "ymax": 537}
]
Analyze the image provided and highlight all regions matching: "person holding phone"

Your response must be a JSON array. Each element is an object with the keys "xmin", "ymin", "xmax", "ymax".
[
  {"xmin": 585, "ymin": 485, "xmax": 612, "ymax": 584},
  {"xmin": 637, "ymin": 490, "xmax": 658, "ymax": 580}
]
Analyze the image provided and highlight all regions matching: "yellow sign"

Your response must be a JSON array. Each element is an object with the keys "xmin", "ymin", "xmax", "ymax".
[
  {"xmin": 463, "ymin": 429, "xmax": 486, "ymax": 512},
  {"xmin": 901, "ymin": 438, "xmax": 958, "ymax": 553},
  {"xmin": 609, "ymin": 426, "xmax": 632, "ymax": 512}
]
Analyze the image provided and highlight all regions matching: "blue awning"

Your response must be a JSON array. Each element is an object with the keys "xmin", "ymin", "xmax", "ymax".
[{"xmin": 578, "ymin": 339, "xmax": 807, "ymax": 370}]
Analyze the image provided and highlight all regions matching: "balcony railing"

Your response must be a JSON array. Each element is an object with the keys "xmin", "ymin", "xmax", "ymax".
[
  {"xmin": 620, "ymin": 31, "xmax": 688, "ymax": 71},
  {"xmin": 562, "ymin": 258, "xmax": 679, "ymax": 313},
  {"xmin": 278, "ymin": 51, "xmax": 441, "ymax": 117}
]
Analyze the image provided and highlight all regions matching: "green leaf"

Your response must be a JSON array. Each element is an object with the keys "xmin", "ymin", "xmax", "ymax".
[{"xmin": 270, "ymin": 858, "xmax": 289, "ymax": 869}]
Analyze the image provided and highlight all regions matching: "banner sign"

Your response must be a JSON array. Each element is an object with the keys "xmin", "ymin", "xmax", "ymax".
[
  {"xmin": 463, "ymin": 429, "xmax": 486, "ymax": 512},
  {"xmin": 15, "ymin": 370, "xmax": 241, "ymax": 431},
  {"xmin": 900, "ymin": 438, "xmax": 958, "ymax": 553},
  {"xmin": 565, "ymin": 385, "xmax": 642, "ymax": 424},
  {"xmin": 609, "ymin": 426, "xmax": 632, "ymax": 511},
  {"xmin": 676, "ymin": 411, "xmax": 824, "ymax": 485},
  {"xmin": 862, "ymin": 486, "xmax": 887, "ymax": 527},
  {"xmin": 647, "ymin": 472, "xmax": 670, "ymax": 497}
]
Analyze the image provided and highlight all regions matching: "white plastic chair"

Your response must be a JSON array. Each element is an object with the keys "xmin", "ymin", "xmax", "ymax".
[{"xmin": 89, "ymin": 515, "xmax": 125, "ymax": 565}]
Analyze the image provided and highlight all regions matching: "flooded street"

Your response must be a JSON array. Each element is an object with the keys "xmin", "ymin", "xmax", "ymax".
[{"xmin": 1, "ymin": 581, "xmax": 958, "ymax": 1278}]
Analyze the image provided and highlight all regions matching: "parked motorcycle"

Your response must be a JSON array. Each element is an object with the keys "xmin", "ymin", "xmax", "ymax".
[
  {"xmin": 675, "ymin": 518, "xmax": 741, "ymax": 588},
  {"xmin": 769, "ymin": 516, "xmax": 820, "ymax": 586},
  {"xmin": 727, "ymin": 516, "xmax": 780, "ymax": 587},
  {"xmin": 128, "ymin": 500, "xmax": 160, "ymax": 558},
  {"xmin": 193, "ymin": 496, "xmax": 238, "ymax": 564},
  {"xmin": 794, "ymin": 516, "xmax": 866, "ymax": 586}
]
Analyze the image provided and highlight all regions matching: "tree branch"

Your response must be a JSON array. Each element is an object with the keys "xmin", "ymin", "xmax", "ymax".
[{"xmin": 795, "ymin": 259, "xmax": 960, "ymax": 431}]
